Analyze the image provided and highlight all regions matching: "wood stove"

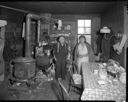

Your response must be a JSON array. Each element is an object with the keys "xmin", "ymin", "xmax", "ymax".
[
  {"xmin": 10, "ymin": 57, "xmax": 35, "ymax": 80},
  {"xmin": 9, "ymin": 13, "xmax": 41, "ymax": 86}
]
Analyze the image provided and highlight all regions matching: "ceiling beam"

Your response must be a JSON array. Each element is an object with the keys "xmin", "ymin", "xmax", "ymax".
[{"xmin": 0, "ymin": 5, "xmax": 37, "ymax": 14}]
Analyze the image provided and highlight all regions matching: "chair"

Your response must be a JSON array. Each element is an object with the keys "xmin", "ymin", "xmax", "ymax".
[{"xmin": 67, "ymin": 62, "xmax": 83, "ymax": 96}]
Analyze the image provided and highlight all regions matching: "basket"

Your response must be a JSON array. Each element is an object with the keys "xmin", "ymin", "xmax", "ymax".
[{"xmin": 72, "ymin": 74, "xmax": 81, "ymax": 85}]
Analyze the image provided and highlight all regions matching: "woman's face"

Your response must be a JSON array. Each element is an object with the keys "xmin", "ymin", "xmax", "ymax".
[
  {"xmin": 79, "ymin": 37, "xmax": 85, "ymax": 43},
  {"xmin": 59, "ymin": 36, "xmax": 65, "ymax": 44}
]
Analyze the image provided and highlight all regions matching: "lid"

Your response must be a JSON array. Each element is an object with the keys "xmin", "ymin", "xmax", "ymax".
[{"xmin": 13, "ymin": 57, "xmax": 35, "ymax": 62}]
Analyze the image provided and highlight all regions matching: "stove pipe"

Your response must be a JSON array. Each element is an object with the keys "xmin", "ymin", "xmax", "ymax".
[{"xmin": 25, "ymin": 14, "xmax": 40, "ymax": 57}]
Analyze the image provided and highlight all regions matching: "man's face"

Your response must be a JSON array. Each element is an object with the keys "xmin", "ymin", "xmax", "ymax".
[
  {"xmin": 79, "ymin": 37, "xmax": 85, "ymax": 43},
  {"xmin": 59, "ymin": 36, "xmax": 65, "ymax": 44}
]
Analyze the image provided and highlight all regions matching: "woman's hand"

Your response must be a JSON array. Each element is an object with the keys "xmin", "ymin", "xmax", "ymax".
[{"xmin": 78, "ymin": 54, "xmax": 88, "ymax": 58}]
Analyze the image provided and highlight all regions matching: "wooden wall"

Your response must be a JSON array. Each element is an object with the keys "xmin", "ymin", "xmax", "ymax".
[
  {"xmin": 0, "ymin": 7, "xmax": 26, "ymax": 61},
  {"xmin": 0, "ymin": 8, "xmax": 101, "ymax": 76},
  {"xmin": 52, "ymin": 14, "xmax": 101, "ymax": 54},
  {"xmin": 0, "ymin": 8, "xmax": 101, "ymax": 61},
  {"xmin": 0, "ymin": 7, "xmax": 26, "ymax": 76}
]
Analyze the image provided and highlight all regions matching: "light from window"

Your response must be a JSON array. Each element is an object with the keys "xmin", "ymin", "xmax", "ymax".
[
  {"xmin": 78, "ymin": 28, "xmax": 84, "ymax": 34},
  {"xmin": 78, "ymin": 19, "xmax": 91, "ymax": 44},
  {"xmin": 78, "ymin": 20, "xmax": 85, "ymax": 27},
  {"xmin": 84, "ymin": 20, "xmax": 91, "ymax": 27},
  {"xmin": 78, "ymin": 20, "xmax": 91, "ymax": 34}
]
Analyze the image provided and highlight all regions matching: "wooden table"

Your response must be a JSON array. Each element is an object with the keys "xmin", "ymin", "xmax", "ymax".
[{"xmin": 81, "ymin": 62, "xmax": 126, "ymax": 102}]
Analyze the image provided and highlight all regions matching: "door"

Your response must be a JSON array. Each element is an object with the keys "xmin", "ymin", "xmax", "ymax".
[{"xmin": 123, "ymin": 4, "xmax": 128, "ymax": 69}]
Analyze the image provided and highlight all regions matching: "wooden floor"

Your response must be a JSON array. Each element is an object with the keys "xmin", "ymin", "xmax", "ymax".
[{"xmin": 0, "ymin": 76, "xmax": 80, "ymax": 100}]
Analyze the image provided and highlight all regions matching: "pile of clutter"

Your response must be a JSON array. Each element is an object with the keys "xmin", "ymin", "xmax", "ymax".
[
  {"xmin": 35, "ymin": 70, "xmax": 54, "ymax": 83},
  {"xmin": 97, "ymin": 59, "xmax": 126, "ymax": 84},
  {"xmin": 8, "ymin": 69, "xmax": 55, "ymax": 90}
]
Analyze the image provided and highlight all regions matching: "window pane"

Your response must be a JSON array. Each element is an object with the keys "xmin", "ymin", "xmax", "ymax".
[
  {"xmin": 84, "ymin": 20, "xmax": 91, "ymax": 27},
  {"xmin": 85, "ymin": 28, "xmax": 91, "ymax": 34},
  {"xmin": 78, "ymin": 28, "xmax": 85, "ymax": 34},
  {"xmin": 78, "ymin": 35, "xmax": 91, "ymax": 44},
  {"xmin": 78, "ymin": 20, "xmax": 84, "ymax": 27}
]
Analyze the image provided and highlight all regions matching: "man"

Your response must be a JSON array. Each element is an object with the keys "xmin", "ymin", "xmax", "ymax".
[{"xmin": 53, "ymin": 35, "xmax": 68, "ymax": 80}]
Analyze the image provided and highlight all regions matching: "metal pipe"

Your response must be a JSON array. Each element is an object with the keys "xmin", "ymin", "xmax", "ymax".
[
  {"xmin": 27, "ymin": 13, "xmax": 40, "ymax": 20},
  {"xmin": 37, "ymin": 20, "xmax": 41, "ymax": 43},
  {"xmin": 25, "ymin": 15, "xmax": 31, "ymax": 57},
  {"xmin": 25, "ymin": 13, "xmax": 40, "ymax": 57}
]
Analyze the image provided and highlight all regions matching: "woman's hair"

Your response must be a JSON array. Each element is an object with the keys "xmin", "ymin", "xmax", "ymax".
[{"xmin": 79, "ymin": 35, "xmax": 86, "ymax": 42}]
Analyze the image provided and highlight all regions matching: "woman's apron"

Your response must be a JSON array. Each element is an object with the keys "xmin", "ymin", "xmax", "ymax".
[{"xmin": 77, "ymin": 44, "xmax": 89, "ymax": 74}]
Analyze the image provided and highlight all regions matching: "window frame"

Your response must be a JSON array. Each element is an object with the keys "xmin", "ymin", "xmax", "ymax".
[{"xmin": 77, "ymin": 19, "xmax": 92, "ymax": 44}]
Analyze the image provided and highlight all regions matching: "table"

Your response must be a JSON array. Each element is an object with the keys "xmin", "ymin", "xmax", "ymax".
[{"xmin": 81, "ymin": 62, "xmax": 126, "ymax": 102}]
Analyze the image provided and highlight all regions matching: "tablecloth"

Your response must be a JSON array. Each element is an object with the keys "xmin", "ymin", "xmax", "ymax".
[{"xmin": 81, "ymin": 62, "xmax": 126, "ymax": 102}]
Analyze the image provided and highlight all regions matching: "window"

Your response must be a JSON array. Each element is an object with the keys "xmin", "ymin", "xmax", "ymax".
[{"xmin": 77, "ymin": 19, "xmax": 91, "ymax": 44}]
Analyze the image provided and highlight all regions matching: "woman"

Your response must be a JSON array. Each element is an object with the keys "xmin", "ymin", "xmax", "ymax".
[
  {"xmin": 53, "ymin": 35, "xmax": 68, "ymax": 80},
  {"xmin": 74, "ymin": 35, "xmax": 95, "ymax": 74}
]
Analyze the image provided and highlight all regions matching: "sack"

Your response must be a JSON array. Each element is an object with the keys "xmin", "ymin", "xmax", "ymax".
[{"xmin": 72, "ymin": 74, "xmax": 81, "ymax": 85}]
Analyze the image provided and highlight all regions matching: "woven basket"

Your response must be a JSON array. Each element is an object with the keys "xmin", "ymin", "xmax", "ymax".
[{"xmin": 73, "ymin": 74, "xmax": 81, "ymax": 85}]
